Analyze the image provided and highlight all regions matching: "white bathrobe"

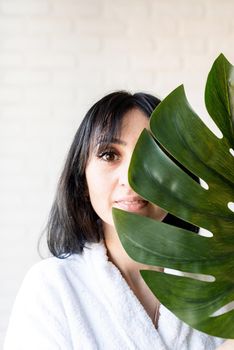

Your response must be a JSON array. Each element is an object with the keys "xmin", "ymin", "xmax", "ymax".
[{"xmin": 4, "ymin": 242, "xmax": 224, "ymax": 350}]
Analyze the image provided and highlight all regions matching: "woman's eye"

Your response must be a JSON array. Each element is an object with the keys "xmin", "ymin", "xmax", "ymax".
[{"xmin": 98, "ymin": 150, "xmax": 120, "ymax": 162}]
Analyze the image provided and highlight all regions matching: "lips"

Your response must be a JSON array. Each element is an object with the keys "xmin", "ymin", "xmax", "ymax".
[{"xmin": 114, "ymin": 196, "xmax": 148, "ymax": 212}]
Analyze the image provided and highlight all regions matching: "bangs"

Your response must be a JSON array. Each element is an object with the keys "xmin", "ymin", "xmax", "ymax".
[
  {"xmin": 81, "ymin": 91, "xmax": 161, "ymax": 169},
  {"xmin": 89, "ymin": 108, "xmax": 131, "ymax": 155}
]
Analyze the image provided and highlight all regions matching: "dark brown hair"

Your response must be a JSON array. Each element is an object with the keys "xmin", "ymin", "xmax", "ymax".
[{"xmin": 46, "ymin": 91, "xmax": 199, "ymax": 258}]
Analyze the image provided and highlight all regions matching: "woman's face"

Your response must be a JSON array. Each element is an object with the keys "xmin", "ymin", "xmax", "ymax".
[{"xmin": 85, "ymin": 108, "xmax": 167, "ymax": 234}]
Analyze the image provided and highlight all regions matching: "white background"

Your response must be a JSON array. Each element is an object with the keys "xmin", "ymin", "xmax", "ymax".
[{"xmin": 1, "ymin": 0, "xmax": 234, "ymax": 346}]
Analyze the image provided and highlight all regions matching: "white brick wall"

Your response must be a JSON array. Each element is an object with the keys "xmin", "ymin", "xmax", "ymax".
[{"xmin": 1, "ymin": 0, "xmax": 234, "ymax": 346}]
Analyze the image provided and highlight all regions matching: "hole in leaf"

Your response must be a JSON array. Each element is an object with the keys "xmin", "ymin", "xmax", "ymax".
[
  {"xmin": 228, "ymin": 202, "xmax": 234, "ymax": 213},
  {"xmin": 202, "ymin": 115, "xmax": 223, "ymax": 139},
  {"xmin": 165, "ymin": 268, "xmax": 215, "ymax": 282},
  {"xmin": 229, "ymin": 148, "xmax": 234, "ymax": 157},
  {"xmin": 211, "ymin": 301, "xmax": 234, "ymax": 317},
  {"xmin": 200, "ymin": 179, "xmax": 209, "ymax": 190},
  {"xmin": 199, "ymin": 228, "xmax": 213, "ymax": 237}
]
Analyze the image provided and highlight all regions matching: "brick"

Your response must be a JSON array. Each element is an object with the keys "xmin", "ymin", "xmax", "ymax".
[
  {"xmin": 182, "ymin": 55, "xmax": 211, "ymax": 75},
  {"xmin": 0, "ymin": 176, "xmax": 45, "ymax": 194},
  {"xmin": 0, "ymin": 155, "xmax": 26, "ymax": 173},
  {"xmin": 3, "ymin": 70, "xmax": 50, "ymax": 85},
  {"xmin": 0, "ymin": 87, "xmax": 23, "ymax": 103},
  {"xmin": 51, "ymin": 35, "xmax": 101, "ymax": 53},
  {"xmin": 25, "ymin": 18, "xmax": 72, "ymax": 34},
  {"xmin": 77, "ymin": 53, "xmax": 129, "ymax": 70},
  {"xmin": 206, "ymin": 44, "xmax": 234, "ymax": 63},
  {"xmin": 154, "ymin": 38, "xmax": 206, "ymax": 55},
  {"xmin": 1, "ymin": 35, "xmax": 49, "ymax": 50},
  {"xmin": 0, "ymin": 0, "xmax": 50, "ymax": 15},
  {"xmin": 50, "ymin": 107, "xmax": 83, "ymax": 129},
  {"xmin": 24, "ymin": 53, "xmax": 76, "ymax": 68},
  {"xmin": 146, "ymin": 19, "xmax": 179, "ymax": 38},
  {"xmin": 0, "ymin": 53, "xmax": 23, "ymax": 67},
  {"xmin": 179, "ymin": 18, "xmax": 230, "ymax": 37},
  {"xmin": 74, "ymin": 19, "xmax": 127, "ymax": 37},
  {"xmin": 206, "ymin": 0, "xmax": 234, "ymax": 18},
  {"xmin": 51, "ymin": 0, "xmax": 101, "ymax": 17},
  {"xmin": 103, "ymin": 0, "xmax": 150, "ymax": 20},
  {"xmin": 102, "ymin": 69, "xmax": 155, "ymax": 94},
  {"xmin": 23, "ymin": 86, "xmax": 75, "ymax": 103},
  {"xmin": 52, "ymin": 69, "xmax": 102, "ymax": 87},
  {"xmin": 0, "ymin": 120, "xmax": 75, "ymax": 158},
  {"xmin": 149, "ymin": 0, "xmax": 205, "ymax": 18},
  {"xmin": 129, "ymin": 53, "xmax": 182, "ymax": 71},
  {"xmin": 0, "ymin": 70, "xmax": 4, "ymax": 83},
  {"xmin": 0, "ymin": 206, "xmax": 47, "ymax": 228},
  {"xmin": 1, "ymin": 106, "xmax": 51, "ymax": 121},
  {"xmin": 126, "ymin": 70, "xmax": 155, "ymax": 88},
  {"xmin": 102, "ymin": 37, "xmax": 153, "ymax": 53},
  {"xmin": 0, "ymin": 151, "xmax": 47, "ymax": 174},
  {"xmin": 0, "ymin": 18, "xmax": 24, "ymax": 33}
]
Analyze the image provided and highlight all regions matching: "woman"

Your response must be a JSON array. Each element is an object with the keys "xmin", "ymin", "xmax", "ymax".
[{"xmin": 4, "ymin": 91, "xmax": 230, "ymax": 349}]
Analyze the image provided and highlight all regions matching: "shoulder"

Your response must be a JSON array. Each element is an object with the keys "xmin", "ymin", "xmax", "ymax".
[
  {"xmin": 20, "ymin": 241, "xmax": 107, "ymax": 292},
  {"xmin": 27, "ymin": 253, "xmax": 82, "ymax": 277},
  {"xmin": 22, "ymin": 254, "xmax": 80, "ymax": 288},
  {"xmin": 4, "ymin": 242, "xmax": 108, "ymax": 349},
  {"xmin": 7, "ymin": 242, "xmax": 107, "ymax": 327}
]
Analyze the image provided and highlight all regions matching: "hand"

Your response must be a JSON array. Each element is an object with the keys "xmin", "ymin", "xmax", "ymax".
[{"xmin": 216, "ymin": 340, "xmax": 234, "ymax": 350}]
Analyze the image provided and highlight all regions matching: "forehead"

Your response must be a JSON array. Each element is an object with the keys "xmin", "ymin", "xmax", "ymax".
[
  {"xmin": 92, "ymin": 108, "xmax": 149, "ymax": 146},
  {"xmin": 120, "ymin": 109, "xmax": 149, "ymax": 134},
  {"xmin": 116, "ymin": 109, "xmax": 149, "ymax": 148}
]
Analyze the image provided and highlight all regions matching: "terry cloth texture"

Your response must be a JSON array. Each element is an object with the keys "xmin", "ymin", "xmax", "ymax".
[{"xmin": 4, "ymin": 242, "xmax": 224, "ymax": 350}]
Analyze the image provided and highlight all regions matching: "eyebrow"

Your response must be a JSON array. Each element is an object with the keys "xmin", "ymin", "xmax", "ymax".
[{"xmin": 95, "ymin": 137, "xmax": 127, "ymax": 147}]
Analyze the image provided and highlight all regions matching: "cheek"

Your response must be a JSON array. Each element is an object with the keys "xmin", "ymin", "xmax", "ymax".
[
  {"xmin": 86, "ymin": 179, "xmax": 102, "ymax": 217},
  {"xmin": 85, "ymin": 166, "xmax": 112, "ymax": 221},
  {"xmin": 148, "ymin": 204, "xmax": 167, "ymax": 221},
  {"xmin": 86, "ymin": 167, "xmax": 108, "ymax": 199},
  {"xmin": 86, "ymin": 172, "xmax": 100, "ymax": 205}
]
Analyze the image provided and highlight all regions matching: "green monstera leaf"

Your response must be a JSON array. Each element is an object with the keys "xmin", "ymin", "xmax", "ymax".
[{"xmin": 112, "ymin": 54, "xmax": 234, "ymax": 338}]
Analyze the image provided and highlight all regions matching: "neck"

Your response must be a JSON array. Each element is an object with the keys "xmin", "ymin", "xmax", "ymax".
[
  {"xmin": 103, "ymin": 222, "xmax": 161, "ymax": 327},
  {"xmin": 103, "ymin": 223, "xmax": 145, "ymax": 279}
]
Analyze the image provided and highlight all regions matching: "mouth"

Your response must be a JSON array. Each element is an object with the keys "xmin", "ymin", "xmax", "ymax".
[{"xmin": 114, "ymin": 197, "xmax": 148, "ymax": 212}]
